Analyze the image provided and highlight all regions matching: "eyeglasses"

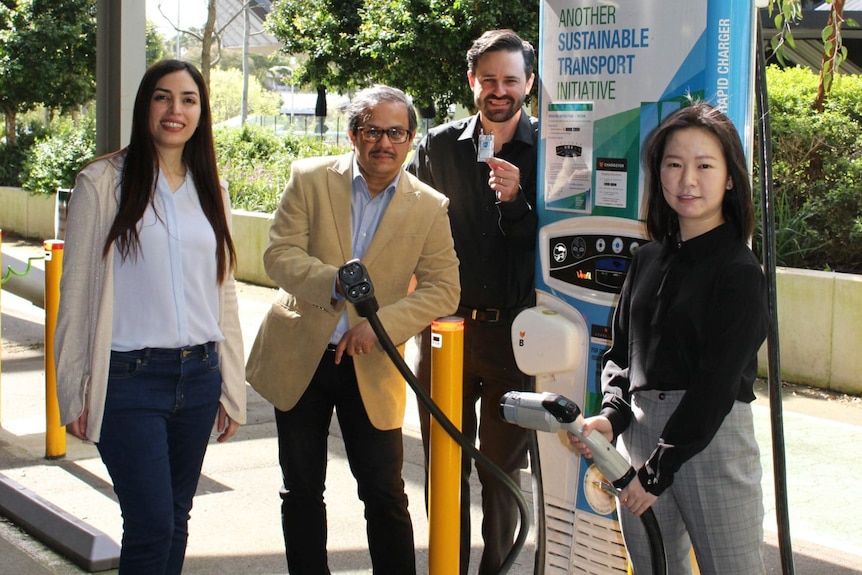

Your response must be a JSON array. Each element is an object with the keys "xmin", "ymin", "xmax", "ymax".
[{"xmin": 357, "ymin": 126, "xmax": 411, "ymax": 144}]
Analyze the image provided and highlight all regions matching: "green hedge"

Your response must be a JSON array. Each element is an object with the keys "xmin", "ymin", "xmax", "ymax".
[
  {"xmin": 755, "ymin": 66, "xmax": 862, "ymax": 273},
  {"xmin": 20, "ymin": 117, "xmax": 96, "ymax": 195},
  {"xmin": 214, "ymin": 123, "xmax": 348, "ymax": 213},
  {"xmin": 10, "ymin": 120, "xmax": 348, "ymax": 214},
  {"xmin": 6, "ymin": 71, "xmax": 862, "ymax": 272},
  {"xmin": 0, "ymin": 120, "xmax": 50, "ymax": 186}
]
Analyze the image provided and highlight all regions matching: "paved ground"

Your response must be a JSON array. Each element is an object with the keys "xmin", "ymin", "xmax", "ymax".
[{"xmin": 2, "ymin": 234, "xmax": 862, "ymax": 574}]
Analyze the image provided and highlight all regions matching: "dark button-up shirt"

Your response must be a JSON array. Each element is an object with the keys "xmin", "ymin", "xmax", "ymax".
[
  {"xmin": 600, "ymin": 223, "xmax": 768, "ymax": 494},
  {"xmin": 407, "ymin": 112, "xmax": 538, "ymax": 310}
]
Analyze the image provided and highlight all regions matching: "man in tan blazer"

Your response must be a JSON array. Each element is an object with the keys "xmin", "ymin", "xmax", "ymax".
[{"xmin": 246, "ymin": 85, "xmax": 460, "ymax": 574}]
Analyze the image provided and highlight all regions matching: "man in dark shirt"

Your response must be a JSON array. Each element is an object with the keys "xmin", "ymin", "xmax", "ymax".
[{"xmin": 406, "ymin": 28, "xmax": 538, "ymax": 575}]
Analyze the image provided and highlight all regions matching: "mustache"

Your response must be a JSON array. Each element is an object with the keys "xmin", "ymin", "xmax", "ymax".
[{"xmin": 370, "ymin": 149, "xmax": 396, "ymax": 158}]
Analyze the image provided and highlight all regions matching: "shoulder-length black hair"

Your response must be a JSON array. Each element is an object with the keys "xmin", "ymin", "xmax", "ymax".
[
  {"xmin": 102, "ymin": 59, "xmax": 236, "ymax": 283},
  {"xmin": 642, "ymin": 100, "xmax": 755, "ymax": 245}
]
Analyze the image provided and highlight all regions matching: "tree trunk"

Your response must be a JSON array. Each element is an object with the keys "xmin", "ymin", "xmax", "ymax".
[
  {"xmin": 814, "ymin": 0, "xmax": 845, "ymax": 112},
  {"xmin": 4, "ymin": 107, "xmax": 17, "ymax": 147},
  {"xmin": 201, "ymin": 0, "xmax": 217, "ymax": 87}
]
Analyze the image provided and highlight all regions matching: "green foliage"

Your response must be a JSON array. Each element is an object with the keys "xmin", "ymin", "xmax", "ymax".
[
  {"xmin": 209, "ymin": 68, "xmax": 284, "ymax": 123},
  {"xmin": 147, "ymin": 20, "xmax": 172, "ymax": 66},
  {"xmin": 11, "ymin": 113, "xmax": 348, "ymax": 215},
  {"xmin": 20, "ymin": 116, "xmax": 96, "ymax": 194},
  {"xmin": 0, "ymin": 141, "xmax": 27, "ymax": 186},
  {"xmin": 0, "ymin": 120, "xmax": 48, "ymax": 186},
  {"xmin": 767, "ymin": 0, "xmax": 803, "ymax": 65},
  {"xmin": 216, "ymin": 51, "xmax": 293, "ymax": 92},
  {"xmin": 766, "ymin": 0, "xmax": 859, "ymax": 109},
  {"xmin": 753, "ymin": 181, "xmax": 823, "ymax": 269},
  {"xmin": 266, "ymin": 0, "xmax": 539, "ymax": 120},
  {"xmin": 0, "ymin": 0, "xmax": 97, "ymax": 145},
  {"xmin": 754, "ymin": 66, "xmax": 862, "ymax": 272},
  {"xmin": 215, "ymin": 124, "xmax": 349, "ymax": 213}
]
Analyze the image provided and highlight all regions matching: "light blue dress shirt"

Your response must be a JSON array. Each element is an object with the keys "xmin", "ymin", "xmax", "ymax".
[
  {"xmin": 111, "ymin": 171, "xmax": 224, "ymax": 351},
  {"xmin": 329, "ymin": 156, "xmax": 399, "ymax": 344}
]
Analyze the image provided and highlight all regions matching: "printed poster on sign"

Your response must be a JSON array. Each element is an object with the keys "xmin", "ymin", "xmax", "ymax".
[{"xmin": 544, "ymin": 102, "xmax": 593, "ymax": 213}]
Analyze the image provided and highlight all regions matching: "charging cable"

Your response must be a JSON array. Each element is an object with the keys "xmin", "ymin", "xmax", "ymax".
[{"xmin": 338, "ymin": 260, "xmax": 530, "ymax": 574}]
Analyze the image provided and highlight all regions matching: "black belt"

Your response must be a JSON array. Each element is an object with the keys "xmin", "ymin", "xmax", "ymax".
[
  {"xmin": 457, "ymin": 305, "xmax": 513, "ymax": 323},
  {"xmin": 326, "ymin": 343, "xmax": 338, "ymax": 352},
  {"xmin": 112, "ymin": 342, "xmax": 216, "ymax": 360}
]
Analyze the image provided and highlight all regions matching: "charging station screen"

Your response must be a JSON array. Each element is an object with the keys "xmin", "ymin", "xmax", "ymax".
[{"xmin": 547, "ymin": 233, "xmax": 641, "ymax": 294}]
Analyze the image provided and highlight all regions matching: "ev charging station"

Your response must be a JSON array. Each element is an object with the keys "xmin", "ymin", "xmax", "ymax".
[{"xmin": 511, "ymin": 1, "xmax": 759, "ymax": 573}]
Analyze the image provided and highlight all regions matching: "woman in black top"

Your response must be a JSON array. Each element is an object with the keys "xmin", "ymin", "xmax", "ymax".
[{"xmin": 572, "ymin": 102, "xmax": 768, "ymax": 574}]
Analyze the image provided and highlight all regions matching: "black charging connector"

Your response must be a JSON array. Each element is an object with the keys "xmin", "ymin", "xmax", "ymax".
[{"xmin": 338, "ymin": 259, "xmax": 378, "ymax": 316}]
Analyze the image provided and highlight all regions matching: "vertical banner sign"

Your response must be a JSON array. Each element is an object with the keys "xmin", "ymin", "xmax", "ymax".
[
  {"xmin": 538, "ymin": 0, "xmax": 754, "ymax": 225},
  {"xmin": 532, "ymin": 1, "xmax": 756, "ymax": 573}
]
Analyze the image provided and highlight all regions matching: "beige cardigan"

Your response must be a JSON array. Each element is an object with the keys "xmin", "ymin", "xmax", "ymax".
[{"xmin": 54, "ymin": 152, "xmax": 246, "ymax": 443}]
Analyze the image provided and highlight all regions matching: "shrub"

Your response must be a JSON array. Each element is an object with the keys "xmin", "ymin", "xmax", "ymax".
[
  {"xmin": 0, "ymin": 120, "xmax": 49, "ymax": 186},
  {"xmin": 214, "ymin": 123, "xmax": 349, "ymax": 213},
  {"xmin": 20, "ymin": 117, "xmax": 96, "ymax": 195},
  {"xmin": 755, "ymin": 66, "xmax": 862, "ymax": 273},
  {"xmin": 13, "ymin": 117, "xmax": 348, "ymax": 216}
]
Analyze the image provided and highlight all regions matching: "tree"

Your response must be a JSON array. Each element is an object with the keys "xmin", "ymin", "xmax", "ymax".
[
  {"xmin": 208, "ymin": 67, "xmax": 282, "ymax": 123},
  {"xmin": 767, "ymin": 0, "xmax": 858, "ymax": 110},
  {"xmin": 266, "ymin": 0, "xmax": 855, "ymax": 118},
  {"xmin": 201, "ymin": 0, "xmax": 218, "ymax": 85},
  {"xmin": 265, "ymin": 0, "xmax": 539, "ymax": 120},
  {"xmin": 218, "ymin": 50, "xmax": 294, "ymax": 92},
  {"xmin": 0, "ymin": 0, "xmax": 96, "ymax": 146},
  {"xmin": 147, "ymin": 20, "xmax": 172, "ymax": 66},
  {"xmin": 155, "ymin": 0, "xmax": 254, "ymax": 87}
]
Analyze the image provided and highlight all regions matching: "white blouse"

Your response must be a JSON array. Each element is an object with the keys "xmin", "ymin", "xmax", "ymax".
[{"xmin": 110, "ymin": 170, "xmax": 223, "ymax": 351}]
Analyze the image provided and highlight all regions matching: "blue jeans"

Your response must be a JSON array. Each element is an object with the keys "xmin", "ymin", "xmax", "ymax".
[
  {"xmin": 97, "ymin": 342, "xmax": 221, "ymax": 575},
  {"xmin": 275, "ymin": 349, "xmax": 416, "ymax": 575}
]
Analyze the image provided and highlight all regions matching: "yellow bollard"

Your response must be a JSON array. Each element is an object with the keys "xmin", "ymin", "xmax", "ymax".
[
  {"xmin": 428, "ymin": 316, "xmax": 464, "ymax": 575},
  {"xmin": 43, "ymin": 239, "xmax": 66, "ymax": 459}
]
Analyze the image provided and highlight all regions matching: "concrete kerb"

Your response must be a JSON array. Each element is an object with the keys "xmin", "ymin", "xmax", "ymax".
[
  {"xmin": 0, "ymin": 473, "xmax": 120, "ymax": 572},
  {"xmin": 2, "ymin": 241, "xmax": 120, "ymax": 571}
]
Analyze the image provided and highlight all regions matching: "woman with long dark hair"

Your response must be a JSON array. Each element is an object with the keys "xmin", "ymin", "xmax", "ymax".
[{"xmin": 55, "ymin": 60, "xmax": 246, "ymax": 575}]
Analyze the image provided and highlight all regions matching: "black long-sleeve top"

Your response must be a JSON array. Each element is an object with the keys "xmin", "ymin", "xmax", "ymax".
[
  {"xmin": 406, "ymin": 112, "xmax": 538, "ymax": 310},
  {"xmin": 600, "ymin": 223, "xmax": 768, "ymax": 495}
]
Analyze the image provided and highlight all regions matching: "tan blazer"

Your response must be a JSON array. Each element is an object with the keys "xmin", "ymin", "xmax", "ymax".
[{"xmin": 245, "ymin": 153, "xmax": 460, "ymax": 430}]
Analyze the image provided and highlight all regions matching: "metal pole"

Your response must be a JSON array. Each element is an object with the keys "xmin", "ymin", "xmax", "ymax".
[
  {"xmin": 755, "ymin": 14, "xmax": 795, "ymax": 575},
  {"xmin": 241, "ymin": 3, "xmax": 250, "ymax": 125},
  {"xmin": 175, "ymin": 1, "xmax": 181, "ymax": 58},
  {"xmin": 428, "ymin": 316, "xmax": 463, "ymax": 575},
  {"xmin": 43, "ymin": 240, "xmax": 66, "ymax": 460}
]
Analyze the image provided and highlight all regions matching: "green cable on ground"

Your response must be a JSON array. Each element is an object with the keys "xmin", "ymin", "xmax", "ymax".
[{"xmin": 1, "ymin": 255, "xmax": 45, "ymax": 284}]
